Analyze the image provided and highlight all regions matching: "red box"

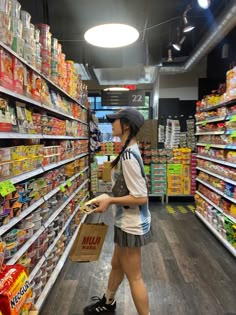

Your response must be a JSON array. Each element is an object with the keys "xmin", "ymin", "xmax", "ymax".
[
  {"xmin": 13, "ymin": 57, "xmax": 24, "ymax": 94},
  {"xmin": 0, "ymin": 48, "xmax": 13, "ymax": 90},
  {"xmin": 30, "ymin": 71, "xmax": 41, "ymax": 101}
]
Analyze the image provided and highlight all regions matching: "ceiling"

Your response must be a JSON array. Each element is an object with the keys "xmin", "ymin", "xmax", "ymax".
[{"xmin": 19, "ymin": 0, "xmax": 235, "ymax": 87}]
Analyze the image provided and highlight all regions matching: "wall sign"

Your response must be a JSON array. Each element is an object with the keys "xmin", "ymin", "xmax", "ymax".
[{"xmin": 101, "ymin": 90, "xmax": 145, "ymax": 106}]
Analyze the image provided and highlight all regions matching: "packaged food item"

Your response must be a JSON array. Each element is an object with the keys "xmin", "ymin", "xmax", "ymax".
[
  {"xmin": 0, "ymin": 264, "xmax": 32, "ymax": 315},
  {"xmin": 0, "ymin": 48, "xmax": 13, "ymax": 90}
]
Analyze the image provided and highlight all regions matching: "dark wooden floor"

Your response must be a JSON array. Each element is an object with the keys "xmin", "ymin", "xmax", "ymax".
[{"xmin": 40, "ymin": 201, "xmax": 236, "ymax": 315}]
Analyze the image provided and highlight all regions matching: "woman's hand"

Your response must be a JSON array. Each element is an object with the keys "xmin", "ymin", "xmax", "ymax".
[{"xmin": 90, "ymin": 196, "xmax": 112, "ymax": 213}]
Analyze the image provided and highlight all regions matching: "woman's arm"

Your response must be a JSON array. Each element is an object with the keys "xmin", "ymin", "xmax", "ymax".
[{"xmin": 92, "ymin": 194, "xmax": 147, "ymax": 213}]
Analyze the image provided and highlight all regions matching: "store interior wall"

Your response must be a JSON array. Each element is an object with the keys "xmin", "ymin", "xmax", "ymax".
[{"xmin": 159, "ymin": 57, "xmax": 207, "ymax": 101}]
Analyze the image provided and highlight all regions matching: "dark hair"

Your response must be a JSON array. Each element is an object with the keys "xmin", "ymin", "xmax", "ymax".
[{"xmin": 111, "ymin": 117, "xmax": 140, "ymax": 168}]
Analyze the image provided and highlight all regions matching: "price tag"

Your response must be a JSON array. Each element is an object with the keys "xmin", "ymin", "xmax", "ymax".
[
  {"xmin": 59, "ymin": 184, "xmax": 66, "ymax": 192},
  {"xmin": 0, "ymin": 180, "xmax": 16, "ymax": 197},
  {"xmin": 66, "ymin": 180, "xmax": 72, "ymax": 187},
  {"xmin": 230, "ymin": 115, "xmax": 236, "ymax": 122},
  {"xmin": 230, "ymin": 131, "xmax": 236, "ymax": 137},
  {"xmin": 201, "ymin": 121, "xmax": 207, "ymax": 126},
  {"xmin": 205, "ymin": 144, "xmax": 211, "ymax": 150}
]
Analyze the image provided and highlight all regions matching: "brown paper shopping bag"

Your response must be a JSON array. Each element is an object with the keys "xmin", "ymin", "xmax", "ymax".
[{"xmin": 70, "ymin": 222, "xmax": 108, "ymax": 262}]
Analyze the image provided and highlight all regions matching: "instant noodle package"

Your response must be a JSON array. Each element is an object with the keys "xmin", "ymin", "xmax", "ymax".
[{"xmin": 0, "ymin": 264, "xmax": 32, "ymax": 315}]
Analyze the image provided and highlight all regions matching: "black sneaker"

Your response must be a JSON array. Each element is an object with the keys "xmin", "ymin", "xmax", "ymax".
[{"xmin": 83, "ymin": 294, "xmax": 116, "ymax": 314}]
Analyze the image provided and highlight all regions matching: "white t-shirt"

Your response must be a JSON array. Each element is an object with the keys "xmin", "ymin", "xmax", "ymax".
[{"xmin": 111, "ymin": 143, "xmax": 151, "ymax": 235}]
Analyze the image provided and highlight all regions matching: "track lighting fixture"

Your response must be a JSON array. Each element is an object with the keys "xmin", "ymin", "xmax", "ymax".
[
  {"xmin": 197, "ymin": 0, "xmax": 210, "ymax": 9},
  {"xmin": 172, "ymin": 36, "xmax": 186, "ymax": 51},
  {"xmin": 183, "ymin": 5, "xmax": 195, "ymax": 33}
]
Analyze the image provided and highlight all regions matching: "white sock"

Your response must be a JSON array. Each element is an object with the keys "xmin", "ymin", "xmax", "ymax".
[{"xmin": 105, "ymin": 288, "xmax": 116, "ymax": 304}]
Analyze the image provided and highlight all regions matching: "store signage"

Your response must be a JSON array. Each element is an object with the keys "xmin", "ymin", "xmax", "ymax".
[
  {"xmin": 128, "ymin": 90, "xmax": 145, "ymax": 107},
  {"xmin": 101, "ymin": 90, "xmax": 145, "ymax": 107}
]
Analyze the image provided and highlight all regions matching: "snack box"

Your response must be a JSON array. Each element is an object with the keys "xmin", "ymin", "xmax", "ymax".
[{"xmin": 0, "ymin": 48, "xmax": 13, "ymax": 90}]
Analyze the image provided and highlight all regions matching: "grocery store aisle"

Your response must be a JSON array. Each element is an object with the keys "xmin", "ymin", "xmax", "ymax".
[{"xmin": 40, "ymin": 201, "xmax": 236, "ymax": 315}]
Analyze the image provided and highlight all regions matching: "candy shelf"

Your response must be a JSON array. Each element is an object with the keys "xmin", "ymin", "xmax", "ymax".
[
  {"xmin": 196, "ymin": 178, "xmax": 236, "ymax": 204},
  {"xmin": 196, "ymin": 155, "xmax": 236, "ymax": 168},
  {"xmin": 195, "ymin": 211, "xmax": 236, "ymax": 257},
  {"xmin": 196, "ymin": 166, "xmax": 236, "ymax": 186},
  {"xmin": 195, "ymin": 98, "xmax": 236, "ymax": 257},
  {"xmin": 195, "ymin": 191, "xmax": 236, "ymax": 223}
]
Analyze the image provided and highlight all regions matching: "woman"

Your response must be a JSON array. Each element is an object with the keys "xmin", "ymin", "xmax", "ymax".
[{"xmin": 84, "ymin": 108, "xmax": 151, "ymax": 315}]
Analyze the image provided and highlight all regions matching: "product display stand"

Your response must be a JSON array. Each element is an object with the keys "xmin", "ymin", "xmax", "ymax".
[
  {"xmin": 195, "ymin": 95, "xmax": 236, "ymax": 257},
  {"xmin": 0, "ymin": 35, "xmax": 91, "ymax": 309}
]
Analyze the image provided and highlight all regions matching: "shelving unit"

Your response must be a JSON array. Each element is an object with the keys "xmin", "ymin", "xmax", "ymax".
[
  {"xmin": 0, "ymin": 36, "xmax": 91, "ymax": 310},
  {"xmin": 195, "ymin": 97, "xmax": 236, "ymax": 256}
]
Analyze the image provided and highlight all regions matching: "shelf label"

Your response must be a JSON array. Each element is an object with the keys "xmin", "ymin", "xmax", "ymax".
[
  {"xmin": 59, "ymin": 184, "xmax": 66, "ymax": 192},
  {"xmin": 0, "ymin": 180, "xmax": 16, "ymax": 197},
  {"xmin": 66, "ymin": 180, "xmax": 72, "ymax": 187},
  {"xmin": 230, "ymin": 115, "xmax": 236, "ymax": 122},
  {"xmin": 230, "ymin": 131, "xmax": 236, "ymax": 137},
  {"xmin": 201, "ymin": 121, "xmax": 207, "ymax": 126},
  {"xmin": 205, "ymin": 144, "xmax": 211, "ymax": 150}
]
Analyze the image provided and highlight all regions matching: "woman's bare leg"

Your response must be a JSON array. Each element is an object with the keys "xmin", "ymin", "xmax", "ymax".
[{"xmin": 118, "ymin": 245, "xmax": 149, "ymax": 315}]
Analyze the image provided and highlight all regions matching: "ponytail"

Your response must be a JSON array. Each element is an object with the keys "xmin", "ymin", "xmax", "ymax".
[{"xmin": 111, "ymin": 117, "xmax": 140, "ymax": 168}]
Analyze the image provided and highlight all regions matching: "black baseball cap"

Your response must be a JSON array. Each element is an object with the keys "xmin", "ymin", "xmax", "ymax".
[{"xmin": 106, "ymin": 108, "xmax": 144, "ymax": 129}]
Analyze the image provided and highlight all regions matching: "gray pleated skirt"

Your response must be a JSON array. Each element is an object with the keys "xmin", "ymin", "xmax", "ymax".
[{"xmin": 114, "ymin": 226, "xmax": 152, "ymax": 248}]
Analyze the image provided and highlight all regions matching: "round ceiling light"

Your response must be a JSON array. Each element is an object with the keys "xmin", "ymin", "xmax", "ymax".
[
  {"xmin": 84, "ymin": 23, "xmax": 139, "ymax": 48},
  {"xmin": 197, "ymin": 0, "xmax": 210, "ymax": 9}
]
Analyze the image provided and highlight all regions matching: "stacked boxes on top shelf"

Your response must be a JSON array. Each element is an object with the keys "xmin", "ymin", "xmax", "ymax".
[{"xmin": 165, "ymin": 118, "xmax": 180, "ymax": 149}]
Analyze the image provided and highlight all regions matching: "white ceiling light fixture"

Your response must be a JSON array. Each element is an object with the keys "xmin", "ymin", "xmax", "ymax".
[
  {"xmin": 173, "ymin": 36, "xmax": 186, "ymax": 51},
  {"xmin": 197, "ymin": 0, "xmax": 211, "ymax": 9},
  {"xmin": 103, "ymin": 87, "xmax": 129, "ymax": 91},
  {"xmin": 183, "ymin": 5, "xmax": 195, "ymax": 33},
  {"xmin": 84, "ymin": 23, "xmax": 139, "ymax": 48}
]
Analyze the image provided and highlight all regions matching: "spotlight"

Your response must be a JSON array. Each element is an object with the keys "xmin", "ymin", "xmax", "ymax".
[
  {"xmin": 172, "ymin": 36, "xmax": 186, "ymax": 51},
  {"xmin": 197, "ymin": 0, "xmax": 211, "ymax": 9},
  {"xmin": 183, "ymin": 5, "xmax": 195, "ymax": 33}
]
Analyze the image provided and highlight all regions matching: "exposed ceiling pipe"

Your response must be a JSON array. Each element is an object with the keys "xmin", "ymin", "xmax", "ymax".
[{"xmin": 160, "ymin": 1, "xmax": 236, "ymax": 74}]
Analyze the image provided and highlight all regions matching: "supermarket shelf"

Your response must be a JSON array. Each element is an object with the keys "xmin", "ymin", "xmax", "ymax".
[
  {"xmin": 196, "ymin": 166, "xmax": 236, "ymax": 186},
  {"xmin": 0, "ymin": 167, "xmax": 89, "ymax": 236},
  {"xmin": 1, "ymin": 153, "xmax": 88, "ymax": 185},
  {"xmin": 196, "ymin": 178, "xmax": 236, "ymax": 204},
  {"xmin": 35, "ymin": 215, "xmax": 86, "ymax": 310},
  {"xmin": 8, "ymin": 168, "xmax": 45, "ymax": 184},
  {"xmin": 149, "ymin": 194, "xmax": 165, "ymax": 203},
  {"xmin": 0, "ymin": 41, "xmax": 86, "ymax": 110},
  {"xmin": 195, "ymin": 116, "xmax": 228, "ymax": 125},
  {"xmin": 29, "ymin": 255, "xmax": 46, "ymax": 284},
  {"xmin": 29, "ymin": 193, "xmax": 89, "ymax": 282},
  {"xmin": 195, "ymin": 131, "xmax": 225, "ymax": 135},
  {"xmin": 196, "ymin": 155, "xmax": 236, "ymax": 168},
  {"xmin": 195, "ymin": 211, "xmax": 236, "ymax": 257},
  {"xmin": 195, "ymin": 191, "xmax": 236, "ymax": 223},
  {"xmin": 43, "ymin": 179, "xmax": 89, "ymax": 229},
  {"xmin": 0, "ymin": 132, "xmax": 88, "ymax": 139},
  {"xmin": 7, "ymin": 226, "xmax": 45, "ymax": 265},
  {"xmin": 6, "ymin": 179, "xmax": 89, "ymax": 265},
  {"xmin": 0, "ymin": 197, "xmax": 44, "ymax": 236},
  {"xmin": 42, "ymin": 153, "xmax": 89, "ymax": 172},
  {"xmin": 199, "ymin": 98, "xmax": 236, "ymax": 113},
  {"xmin": 197, "ymin": 143, "xmax": 236, "ymax": 150}
]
